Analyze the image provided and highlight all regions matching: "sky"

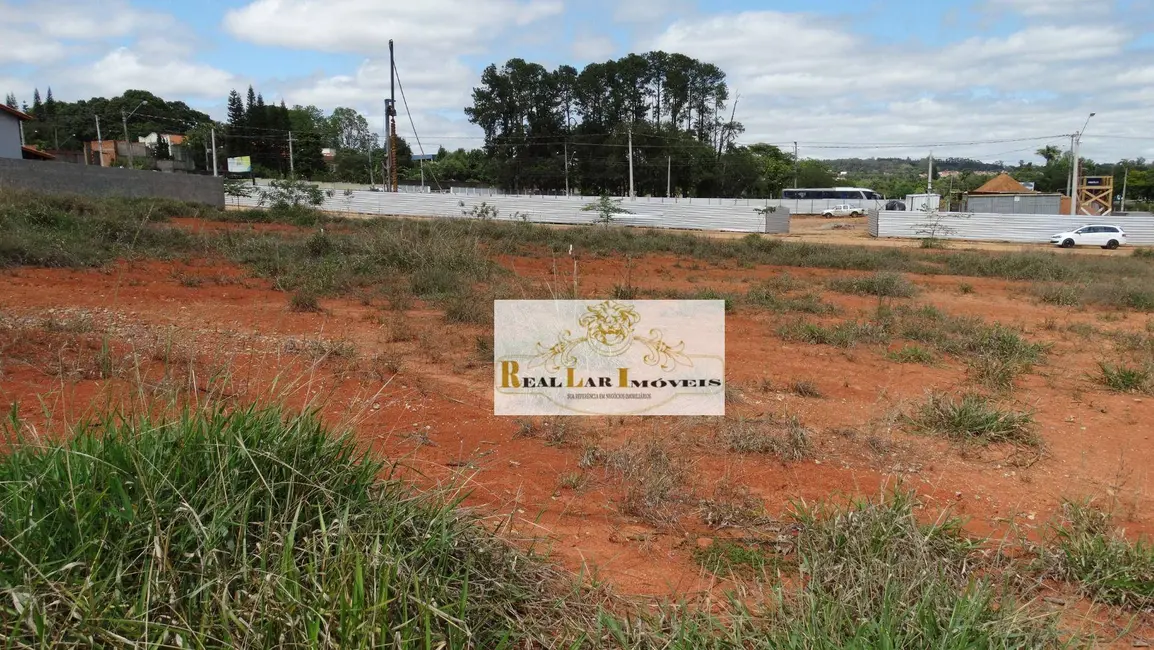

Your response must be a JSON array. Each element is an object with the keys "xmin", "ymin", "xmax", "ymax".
[{"xmin": 2, "ymin": 0, "xmax": 1154, "ymax": 163}]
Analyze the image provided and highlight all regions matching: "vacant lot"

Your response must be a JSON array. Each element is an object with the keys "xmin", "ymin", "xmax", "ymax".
[{"xmin": 1, "ymin": 190, "xmax": 1151, "ymax": 647}]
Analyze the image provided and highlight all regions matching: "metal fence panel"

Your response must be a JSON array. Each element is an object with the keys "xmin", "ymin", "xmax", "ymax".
[
  {"xmin": 873, "ymin": 210, "xmax": 1154, "ymax": 245},
  {"xmin": 966, "ymin": 195, "xmax": 1062, "ymax": 215},
  {"xmin": 234, "ymin": 191, "xmax": 791, "ymax": 233}
]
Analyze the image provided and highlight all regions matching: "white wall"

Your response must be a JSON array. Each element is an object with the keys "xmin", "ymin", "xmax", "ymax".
[{"xmin": 0, "ymin": 113, "xmax": 23, "ymax": 159}]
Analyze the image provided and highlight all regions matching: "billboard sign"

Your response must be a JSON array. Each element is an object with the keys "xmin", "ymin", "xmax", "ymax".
[
  {"xmin": 493, "ymin": 300, "xmax": 725, "ymax": 416},
  {"xmin": 227, "ymin": 156, "xmax": 252, "ymax": 173}
]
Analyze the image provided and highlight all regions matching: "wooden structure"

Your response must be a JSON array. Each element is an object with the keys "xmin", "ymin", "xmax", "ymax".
[{"xmin": 1077, "ymin": 176, "xmax": 1114, "ymax": 216}]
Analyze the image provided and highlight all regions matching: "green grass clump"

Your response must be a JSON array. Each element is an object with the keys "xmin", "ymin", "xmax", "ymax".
[
  {"xmin": 745, "ymin": 282, "xmax": 834, "ymax": 314},
  {"xmin": 289, "ymin": 288, "xmax": 321, "ymax": 312},
  {"xmin": 693, "ymin": 540, "xmax": 784, "ymax": 578},
  {"xmin": 886, "ymin": 344, "xmax": 937, "ymax": 365},
  {"xmin": 1097, "ymin": 361, "xmax": 1153, "ymax": 393},
  {"xmin": 0, "ymin": 408, "xmax": 566, "ymax": 648},
  {"xmin": 1043, "ymin": 500, "xmax": 1154, "ymax": 610},
  {"xmin": 828, "ymin": 272, "xmax": 918, "ymax": 298},
  {"xmin": 1033, "ymin": 283, "xmax": 1083, "ymax": 307},
  {"xmin": 771, "ymin": 491, "xmax": 1063, "ymax": 648},
  {"xmin": 777, "ymin": 319, "xmax": 890, "ymax": 348},
  {"xmin": 908, "ymin": 392, "xmax": 1038, "ymax": 446}
]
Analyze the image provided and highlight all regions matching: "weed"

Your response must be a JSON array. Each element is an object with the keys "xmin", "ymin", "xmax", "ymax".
[
  {"xmin": 558, "ymin": 471, "xmax": 587, "ymax": 491},
  {"xmin": 699, "ymin": 480, "xmax": 767, "ymax": 530},
  {"xmin": 693, "ymin": 540, "xmax": 783, "ymax": 578},
  {"xmin": 828, "ymin": 272, "xmax": 917, "ymax": 298},
  {"xmin": 789, "ymin": 380, "xmax": 824, "ymax": 398},
  {"xmin": 606, "ymin": 437, "xmax": 690, "ymax": 525},
  {"xmin": 908, "ymin": 392, "xmax": 1038, "ymax": 446},
  {"xmin": 773, "ymin": 491, "xmax": 1062, "ymax": 647},
  {"xmin": 958, "ymin": 282, "xmax": 975, "ymax": 295},
  {"xmin": 1098, "ymin": 361, "xmax": 1153, "ymax": 393},
  {"xmin": 886, "ymin": 345, "xmax": 937, "ymax": 365},
  {"xmin": 720, "ymin": 416, "xmax": 813, "ymax": 461},
  {"xmin": 1040, "ymin": 500, "xmax": 1153, "ymax": 610},
  {"xmin": 0, "ymin": 407, "xmax": 569, "ymax": 648},
  {"xmin": 289, "ymin": 289, "xmax": 321, "ymax": 312},
  {"xmin": 1033, "ymin": 283, "xmax": 1082, "ymax": 306}
]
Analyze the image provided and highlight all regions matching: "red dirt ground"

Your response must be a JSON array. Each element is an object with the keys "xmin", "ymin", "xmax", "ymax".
[{"xmin": 1, "ymin": 219, "xmax": 1150, "ymax": 645}]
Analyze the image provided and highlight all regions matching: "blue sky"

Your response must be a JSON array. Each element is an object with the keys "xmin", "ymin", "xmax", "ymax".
[{"xmin": 2, "ymin": 0, "xmax": 1153, "ymax": 161}]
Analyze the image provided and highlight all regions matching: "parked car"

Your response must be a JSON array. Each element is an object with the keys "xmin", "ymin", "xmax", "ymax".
[
  {"xmin": 821, "ymin": 204, "xmax": 863, "ymax": 218},
  {"xmin": 1050, "ymin": 224, "xmax": 1127, "ymax": 249},
  {"xmin": 884, "ymin": 200, "xmax": 907, "ymax": 211}
]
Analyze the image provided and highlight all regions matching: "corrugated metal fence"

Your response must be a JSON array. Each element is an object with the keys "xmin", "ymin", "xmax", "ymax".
[
  {"xmin": 870, "ymin": 210, "xmax": 1154, "ymax": 245},
  {"xmin": 235, "ymin": 191, "xmax": 791, "ymax": 233}
]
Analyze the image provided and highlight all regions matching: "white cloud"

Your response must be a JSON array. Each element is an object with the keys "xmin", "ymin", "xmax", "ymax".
[
  {"xmin": 647, "ymin": 10, "xmax": 1154, "ymax": 161},
  {"xmin": 984, "ymin": 0, "xmax": 1101, "ymax": 16},
  {"xmin": 0, "ymin": 27, "xmax": 68, "ymax": 64},
  {"xmin": 571, "ymin": 34, "xmax": 616, "ymax": 62},
  {"xmin": 65, "ymin": 48, "xmax": 238, "ymax": 99},
  {"xmin": 223, "ymin": 0, "xmax": 563, "ymax": 55}
]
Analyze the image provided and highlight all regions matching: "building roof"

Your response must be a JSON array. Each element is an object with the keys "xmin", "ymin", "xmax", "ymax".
[
  {"xmin": 0, "ymin": 103, "xmax": 33, "ymax": 121},
  {"xmin": 21, "ymin": 146, "xmax": 55, "ymax": 160},
  {"xmin": 971, "ymin": 173, "xmax": 1034, "ymax": 194}
]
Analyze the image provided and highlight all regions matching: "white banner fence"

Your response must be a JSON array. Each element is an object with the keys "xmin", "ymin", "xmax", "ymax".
[
  {"xmin": 234, "ymin": 191, "xmax": 792, "ymax": 233},
  {"xmin": 869, "ymin": 210, "xmax": 1154, "ymax": 245}
]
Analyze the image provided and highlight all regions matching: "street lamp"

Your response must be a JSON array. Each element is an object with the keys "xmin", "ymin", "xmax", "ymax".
[
  {"xmin": 121, "ymin": 100, "xmax": 148, "ymax": 168},
  {"xmin": 1070, "ymin": 112, "xmax": 1095, "ymax": 216}
]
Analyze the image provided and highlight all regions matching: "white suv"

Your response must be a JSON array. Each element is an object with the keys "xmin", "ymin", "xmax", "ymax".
[
  {"xmin": 1050, "ymin": 225, "xmax": 1127, "ymax": 250},
  {"xmin": 821, "ymin": 204, "xmax": 862, "ymax": 218}
]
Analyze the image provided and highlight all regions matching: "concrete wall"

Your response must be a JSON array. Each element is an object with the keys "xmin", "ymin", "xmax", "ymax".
[
  {"xmin": 965, "ymin": 194, "xmax": 1062, "ymax": 215},
  {"xmin": 0, "ymin": 157, "xmax": 224, "ymax": 207},
  {"xmin": 872, "ymin": 209, "xmax": 1154, "ymax": 245},
  {"xmin": 0, "ymin": 113, "xmax": 22, "ymax": 159}
]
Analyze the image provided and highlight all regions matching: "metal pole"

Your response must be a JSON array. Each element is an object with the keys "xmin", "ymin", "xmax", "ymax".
[
  {"xmin": 420, "ymin": 159, "xmax": 425, "ymax": 190},
  {"xmin": 627, "ymin": 124, "xmax": 634, "ymax": 199},
  {"xmin": 793, "ymin": 141, "xmax": 798, "ymax": 188},
  {"xmin": 1071, "ymin": 136, "xmax": 1080, "ymax": 215},
  {"xmin": 210, "ymin": 127, "xmax": 218, "ymax": 177},
  {"xmin": 95, "ymin": 114, "xmax": 104, "ymax": 166},
  {"xmin": 667, "ymin": 155, "xmax": 671, "ymax": 198},
  {"xmin": 564, "ymin": 140, "xmax": 569, "ymax": 196},
  {"xmin": 1121, "ymin": 166, "xmax": 1128, "ymax": 213},
  {"xmin": 122, "ymin": 110, "xmax": 133, "ymax": 169},
  {"xmin": 287, "ymin": 131, "xmax": 295, "ymax": 176},
  {"xmin": 927, "ymin": 150, "xmax": 933, "ymax": 194},
  {"xmin": 388, "ymin": 39, "xmax": 397, "ymax": 192},
  {"xmin": 368, "ymin": 140, "xmax": 374, "ymax": 187},
  {"xmin": 1066, "ymin": 135, "xmax": 1075, "ymax": 200}
]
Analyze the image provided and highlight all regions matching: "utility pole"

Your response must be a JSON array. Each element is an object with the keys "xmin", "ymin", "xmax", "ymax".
[
  {"xmin": 1070, "ymin": 113, "xmax": 1095, "ymax": 216},
  {"xmin": 927, "ymin": 150, "xmax": 933, "ymax": 194},
  {"xmin": 627, "ymin": 124, "xmax": 635, "ymax": 199},
  {"xmin": 210, "ymin": 127, "xmax": 218, "ymax": 177},
  {"xmin": 564, "ymin": 140, "xmax": 570, "ymax": 196},
  {"xmin": 1121, "ymin": 166, "xmax": 1128, "ymax": 212},
  {"xmin": 95, "ymin": 114, "xmax": 104, "ymax": 166},
  {"xmin": 793, "ymin": 141, "xmax": 799, "ymax": 188},
  {"xmin": 287, "ymin": 131, "xmax": 295, "ymax": 176},
  {"xmin": 368, "ymin": 138, "xmax": 375, "ymax": 186},
  {"xmin": 667, "ymin": 155, "xmax": 671, "ymax": 198},
  {"xmin": 1066, "ymin": 134, "xmax": 1075, "ymax": 200},
  {"xmin": 387, "ymin": 39, "xmax": 398, "ymax": 192},
  {"xmin": 122, "ymin": 111, "xmax": 132, "ymax": 168}
]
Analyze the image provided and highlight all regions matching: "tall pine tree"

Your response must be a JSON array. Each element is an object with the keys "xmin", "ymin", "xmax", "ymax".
[
  {"xmin": 3, "ymin": 93, "xmax": 16, "ymax": 109},
  {"xmin": 30, "ymin": 89, "xmax": 42, "ymax": 120},
  {"xmin": 226, "ymin": 89, "xmax": 246, "ymax": 158},
  {"xmin": 43, "ymin": 87, "xmax": 55, "ymax": 120}
]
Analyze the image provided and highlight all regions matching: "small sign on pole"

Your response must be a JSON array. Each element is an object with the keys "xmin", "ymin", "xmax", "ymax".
[{"xmin": 226, "ymin": 156, "xmax": 252, "ymax": 173}]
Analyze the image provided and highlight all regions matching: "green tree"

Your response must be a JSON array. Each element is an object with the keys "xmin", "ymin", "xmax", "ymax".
[{"xmin": 797, "ymin": 159, "xmax": 836, "ymax": 188}]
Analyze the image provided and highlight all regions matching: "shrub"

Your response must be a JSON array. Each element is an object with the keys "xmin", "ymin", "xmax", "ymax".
[
  {"xmin": 886, "ymin": 345, "xmax": 937, "ymax": 365},
  {"xmin": 288, "ymin": 288, "xmax": 321, "ymax": 312}
]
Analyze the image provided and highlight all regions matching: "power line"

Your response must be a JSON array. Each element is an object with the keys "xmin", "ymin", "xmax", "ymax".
[{"xmin": 392, "ymin": 61, "xmax": 442, "ymax": 191}]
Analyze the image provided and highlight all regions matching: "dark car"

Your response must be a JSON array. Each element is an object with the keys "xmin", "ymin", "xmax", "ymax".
[{"xmin": 884, "ymin": 200, "xmax": 906, "ymax": 211}]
